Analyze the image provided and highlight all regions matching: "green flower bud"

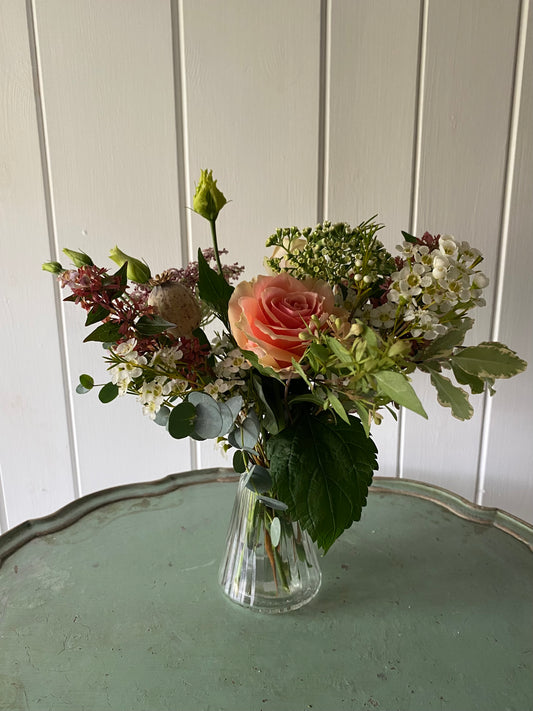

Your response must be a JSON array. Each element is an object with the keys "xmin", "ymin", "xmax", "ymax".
[
  {"xmin": 192, "ymin": 169, "xmax": 228, "ymax": 222},
  {"xmin": 62, "ymin": 248, "xmax": 93, "ymax": 267},
  {"xmin": 109, "ymin": 246, "xmax": 151, "ymax": 283},
  {"xmin": 42, "ymin": 261, "xmax": 64, "ymax": 274}
]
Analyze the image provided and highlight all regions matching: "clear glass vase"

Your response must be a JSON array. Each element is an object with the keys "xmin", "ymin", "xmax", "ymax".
[{"xmin": 218, "ymin": 475, "xmax": 322, "ymax": 613}]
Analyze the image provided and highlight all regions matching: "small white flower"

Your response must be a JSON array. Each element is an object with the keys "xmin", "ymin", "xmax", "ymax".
[{"xmin": 439, "ymin": 235, "xmax": 458, "ymax": 258}]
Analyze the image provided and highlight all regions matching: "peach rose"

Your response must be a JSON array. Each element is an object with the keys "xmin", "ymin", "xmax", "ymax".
[{"xmin": 228, "ymin": 273, "xmax": 336, "ymax": 371}]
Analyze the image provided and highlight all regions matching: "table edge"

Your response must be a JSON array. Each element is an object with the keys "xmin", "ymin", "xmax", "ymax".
[{"xmin": 1, "ymin": 470, "xmax": 531, "ymax": 566}]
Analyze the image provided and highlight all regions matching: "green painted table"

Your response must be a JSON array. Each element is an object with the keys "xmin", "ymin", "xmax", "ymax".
[{"xmin": 1, "ymin": 469, "xmax": 532, "ymax": 711}]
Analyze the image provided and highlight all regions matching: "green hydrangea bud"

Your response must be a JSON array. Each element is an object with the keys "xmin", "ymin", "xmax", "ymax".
[
  {"xmin": 109, "ymin": 246, "xmax": 151, "ymax": 283},
  {"xmin": 193, "ymin": 169, "xmax": 227, "ymax": 222},
  {"xmin": 62, "ymin": 248, "xmax": 93, "ymax": 267},
  {"xmin": 42, "ymin": 261, "xmax": 64, "ymax": 274}
]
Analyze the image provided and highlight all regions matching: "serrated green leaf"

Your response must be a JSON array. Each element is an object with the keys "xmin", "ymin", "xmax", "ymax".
[
  {"xmin": 268, "ymin": 413, "xmax": 378, "ymax": 552},
  {"xmin": 197, "ymin": 248, "xmax": 233, "ymax": 325},
  {"xmin": 167, "ymin": 401, "xmax": 196, "ymax": 439},
  {"xmin": 98, "ymin": 382, "xmax": 119, "ymax": 403},
  {"xmin": 373, "ymin": 370, "xmax": 427, "ymax": 418},
  {"xmin": 452, "ymin": 342, "xmax": 527, "ymax": 379},
  {"xmin": 135, "ymin": 314, "xmax": 176, "ymax": 336},
  {"xmin": 429, "ymin": 371, "xmax": 474, "ymax": 421},
  {"xmin": 83, "ymin": 321, "xmax": 121, "ymax": 343}
]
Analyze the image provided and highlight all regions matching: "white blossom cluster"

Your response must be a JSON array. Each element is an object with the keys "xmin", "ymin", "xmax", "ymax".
[
  {"xmin": 109, "ymin": 340, "xmax": 189, "ymax": 419},
  {"xmin": 361, "ymin": 235, "xmax": 489, "ymax": 340},
  {"xmin": 207, "ymin": 348, "xmax": 252, "ymax": 400}
]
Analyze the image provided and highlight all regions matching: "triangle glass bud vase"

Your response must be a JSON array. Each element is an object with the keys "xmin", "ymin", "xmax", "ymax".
[{"xmin": 218, "ymin": 474, "xmax": 322, "ymax": 613}]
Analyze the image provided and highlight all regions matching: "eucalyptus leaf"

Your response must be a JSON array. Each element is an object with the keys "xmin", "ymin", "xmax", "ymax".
[
  {"xmin": 188, "ymin": 391, "xmax": 223, "ymax": 439},
  {"xmin": 228, "ymin": 411, "xmax": 260, "ymax": 450},
  {"xmin": 429, "ymin": 371, "xmax": 474, "ymax": 421},
  {"xmin": 232, "ymin": 449, "xmax": 249, "ymax": 474},
  {"xmin": 373, "ymin": 370, "xmax": 427, "ymax": 418},
  {"xmin": 268, "ymin": 413, "xmax": 378, "ymax": 552},
  {"xmin": 79, "ymin": 374, "xmax": 94, "ymax": 390},
  {"xmin": 257, "ymin": 495, "xmax": 288, "ymax": 512},
  {"xmin": 245, "ymin": 465, "xmax": 272, "ymax": 494},
  {"xmin": 98, "ymin": 382, "xmax": 119, "ymax": 403},
  {"xmin": 154, "ymin": 405, "xmax": 170, "ymax": 427},
  {"xmin": 167, "ymin": 401, "xmax": 196, "ymax": 439},
  {"xmin": 270, "ymin": 517, "xmax": 281, "ymax": 548}
]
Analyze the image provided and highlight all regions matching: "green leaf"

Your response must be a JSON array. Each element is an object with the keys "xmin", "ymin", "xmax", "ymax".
[
  {"xmin": 228, "ymin": 411, "xmax": 260, "ymax": 450},
  {"xmin": 98, "ymin": 382, "xmax": 119, "ymax": 403},
  {"xmin": 256, "ymin": 495, "xmax": 288, "ymax": 512},
  {"xmin": 373, "ymin": 370, "xmax": 427, "ymax": 418},
  {"xmin": 401, "ymin": 230, "xmax": 418, "ymax": 244},
  {"xmin": 167, "ymin": 401, "xmax": 197, "ymax": 439},
  {"xmin": 232, "ymin": 450, "xmax": 249, "ymax": 474},
  {"xmin": 242, "ymin": 349, "xmax": 284, "ymax": 381},
  {"xmin": 429, "ymin": 371, "xmax": 474, "ymax": 421},
  {"xmin": 268, "ymin": 413, "xmax": 378, "ymax": 552},
  {"xmin": 326, "ymin": 389, "xmax": 350, "ymax": 423},
  {"xmin": 252, "ymin": 376, "xmax": 282, "ymax": 434},
  {"xmin": 154, "ymin": 405, "xmax": 170, "ymax": 427},
  {"xmin": 76, "ymin": 384, "xmax": 91, "ymax": 395},
  {"xmin": 451, "ymin": 362, "xmax": 487, "ymax": 395},
  {"xmin": 245, "ymin": 465, "xmax": 272, "ymax": 494},
  {"xmin": 79, "ymin": 374, "xmax": 94, "ymax": 390},
  {"xmin": 326, "ymin": 336, "xmax": 353, "ymax": 364},
  {"xmin": 188, "ymin": 391, "xmax": 223, "ymax": 439},
  {"xmin": 451, "ymin": 342, "xmax": 527, "ymax": 379},
  {"xmin": 197, "ymin": 248, "xmax": 233, "ymax": 324},
  {"xmin": 421, "ymin": 318, "xmax": 474, "ymax": 359},
  {"xmin": 85, "ymin": 305, "xmax": 110, "ymax": 327},
  {"xmin": 83, "ymin": 321, "xmax": 121, "ymax": 343},
  {"xmin": 135, "ymin": 314, "xmax": 176, "ymax": 336}
]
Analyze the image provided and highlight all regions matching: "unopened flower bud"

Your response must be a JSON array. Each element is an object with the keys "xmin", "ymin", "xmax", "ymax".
[
  {"xmin": 42, "ymin": 261, "xmax": 64, "ymax": 274},
  {"xmin": 193, "ymin": 169, "xmax": 227, "ymax": 222},
  {"xmin": 62, "ymin": 248, "xmax": 93, "ymax": 267},
  {"xmin": 109, "ymin": 246, "xmax": 151, "ymax": 283}
]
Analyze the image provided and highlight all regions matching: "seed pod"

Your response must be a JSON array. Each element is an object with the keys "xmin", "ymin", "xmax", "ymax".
[{"xmin": 148, "ymin": 281, "xmax": 201, "ymax": 338}]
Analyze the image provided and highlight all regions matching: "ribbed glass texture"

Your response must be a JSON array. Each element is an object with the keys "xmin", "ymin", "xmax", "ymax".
[{"xmin": 218, "ymin": 476, "xmax": 322, "ymax": 613}]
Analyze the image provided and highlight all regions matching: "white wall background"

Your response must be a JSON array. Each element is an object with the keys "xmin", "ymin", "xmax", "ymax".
[{"xmin": 0, "ymin": 0, "xmax": 531, "ymax": 533}]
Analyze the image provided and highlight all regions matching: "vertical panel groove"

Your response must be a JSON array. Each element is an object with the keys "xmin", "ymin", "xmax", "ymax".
[
  {"xmin": 475, "ymin": 0, "xmax": 529, "ymax": 505},
  {"xmin": 26, "ymin": 0, "xmax": 82, "ymax": 500},
  {"xmin": 171, "ymin": 0, "xmax": 197, "ymax": 471},
  {"xmin": 0, "ymin": 464, "xmax": 8, "ymax": 532},
  {"xmin": 317, "ymin": 0, "xmax": 330, "ymax": 222},
  {"xmin": 398, "ymin": 0, "xmax": 428, "ymax": 479}
]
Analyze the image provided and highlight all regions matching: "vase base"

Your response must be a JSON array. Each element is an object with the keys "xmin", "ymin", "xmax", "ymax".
[{"xmin": 219, "ymin": 575, "xmax": 322, "ymax": 614}]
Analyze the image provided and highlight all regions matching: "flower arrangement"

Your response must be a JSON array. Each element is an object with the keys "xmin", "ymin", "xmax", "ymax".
[{"xmin": 43, "ymin": 170, "xmax": 526, "ymax": 554}]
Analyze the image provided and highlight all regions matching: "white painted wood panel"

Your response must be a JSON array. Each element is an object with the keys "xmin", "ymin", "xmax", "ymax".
[
  {"xmin": 0, "ymin": 0, "xmax": 531, "ymax": 530},
  {"xmin": 326, "ymin": 0, "xmax": 421, "ymax": 477},
  {"xmin": 32, "ymin": 0, "xmax": 192, "ymax": 495},
  {"xmin": 483, "ymin": 2, "xmax": 533, "ymax": 523},
  {"xmin": 0, "ymin": 0, "xmax": 75, "ymax": 530},
  {"xmin": 179, "ymin": 0, "xmax": 323, "ymax": 469},
  {"xmin": 402, "ymin": 0, "xmax": 522, "ymax": 501}
]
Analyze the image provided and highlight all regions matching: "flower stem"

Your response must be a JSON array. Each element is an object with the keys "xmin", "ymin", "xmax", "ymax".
[{"xmin": 209, "ymin": 219, "xmax": 225, "ymax": 278}]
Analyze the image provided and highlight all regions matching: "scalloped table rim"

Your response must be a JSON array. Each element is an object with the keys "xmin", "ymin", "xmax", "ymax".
[{"xmin": 1, "ymin": 469, "xmax": 532, "ymax": 568}]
